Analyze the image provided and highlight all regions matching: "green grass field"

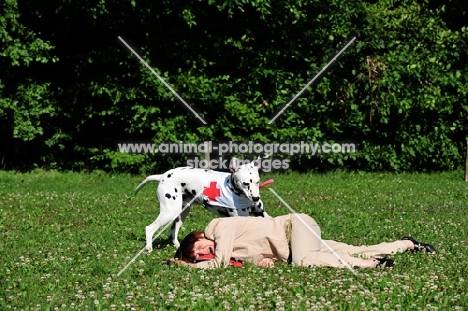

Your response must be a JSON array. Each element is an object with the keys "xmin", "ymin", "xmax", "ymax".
[{"xmin": 1, "ymin": 169, "xmax": 467, "ymax": 310}]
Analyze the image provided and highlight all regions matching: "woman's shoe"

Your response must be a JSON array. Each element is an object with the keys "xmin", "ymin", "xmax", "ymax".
[
  {"xmin": 402, "ymin": 236, "xmax": 437, "ymax": 254},
  {"xmin": 376, "ymin": 258, "xmax": 394, "ymax": 269}
]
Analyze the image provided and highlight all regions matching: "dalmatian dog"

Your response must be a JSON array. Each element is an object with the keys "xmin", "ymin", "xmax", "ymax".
[{"xmin": 134, "ymin": 157, "xmax": 268, "ymax": 251}]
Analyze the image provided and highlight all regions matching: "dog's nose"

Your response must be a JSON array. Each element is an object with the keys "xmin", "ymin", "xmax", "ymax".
[{"xmin": 252, "ymin": 196, "xmax": 260, "ymax": 202}]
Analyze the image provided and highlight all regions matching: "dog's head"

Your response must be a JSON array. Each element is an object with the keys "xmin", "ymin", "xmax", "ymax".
[{"xmin": 229, "ymin": 157, "xmax": 262, "ymax": 201}]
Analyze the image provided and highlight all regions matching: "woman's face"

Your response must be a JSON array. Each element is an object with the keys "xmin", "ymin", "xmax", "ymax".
[{"xmin": 192, "ymin": 235, "xmax": 215, "ymax": 259}]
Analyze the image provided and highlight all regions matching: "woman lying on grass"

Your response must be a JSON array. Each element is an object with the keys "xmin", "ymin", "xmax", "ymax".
[{"xmin": 173, "ymin": 213, "xmax": 436, "ymax": 269}]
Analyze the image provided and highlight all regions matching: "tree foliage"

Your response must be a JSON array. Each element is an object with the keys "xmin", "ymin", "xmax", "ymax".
[
  {"xmin": 0, "ymin": 0, "xmax": 57, "ymax": 147},
  {"xmin": 1, "ymin": 0, "xmax": 467, "ymax": 172}
]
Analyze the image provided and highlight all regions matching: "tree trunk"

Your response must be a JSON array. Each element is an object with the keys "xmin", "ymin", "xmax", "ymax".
[
  {"xmin": 204, "ymin": 141, "xmax": 210, "ymax": 169},
  {"xmin": 465, "ymin": 141, "xmax": 468, "ymax": 182}
]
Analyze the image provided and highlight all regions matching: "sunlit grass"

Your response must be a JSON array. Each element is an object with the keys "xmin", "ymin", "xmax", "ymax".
[{"xmin": 1, "ymin": 169, "xmax": 467, "ymax": 310}]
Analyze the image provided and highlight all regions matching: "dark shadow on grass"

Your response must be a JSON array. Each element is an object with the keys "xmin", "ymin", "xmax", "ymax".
[{"xmin": 152, "ymin": 238, "xmax": 174, "ymax": 250}]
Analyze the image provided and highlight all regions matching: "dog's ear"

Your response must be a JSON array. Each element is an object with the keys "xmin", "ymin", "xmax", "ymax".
[
  {"xmin": 252, "ymin": 153, "xmax": 270, "ymax": 168},
  {"xmin": 252, "ymin": 157, "xmax": 261, "ymax": 167},
  {"xmin": 229, "ymin": 157, "xmax": 240, "ymax": 172}
]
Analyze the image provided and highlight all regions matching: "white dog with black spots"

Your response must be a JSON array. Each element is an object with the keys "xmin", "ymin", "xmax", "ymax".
[{"xmin": 134, "ymin": 157, "xmax": 268, "ymax": 251}]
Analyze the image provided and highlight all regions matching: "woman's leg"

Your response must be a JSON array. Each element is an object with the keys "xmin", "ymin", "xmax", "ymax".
[
  {"xmin": 290, "ymin": 214, "xmax": 364, "ymax": 268},
  {"xmin": 321, "ymin": 240, "xmax": 410, "ymax": 259}
]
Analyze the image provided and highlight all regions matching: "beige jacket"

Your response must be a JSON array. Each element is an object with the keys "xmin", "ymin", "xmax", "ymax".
[{"xmin": 196, "ymin": 215, "xmax": 291, "ymax": 268}]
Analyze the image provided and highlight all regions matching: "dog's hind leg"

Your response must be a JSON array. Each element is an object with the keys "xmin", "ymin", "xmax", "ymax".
[
  {"xmin": 145, "ymin": 188, "xmax": 184, "ymax": 252},
  {"xmin": 145, "ymin": 219, "xmax": 162, "ymax": 252},
  {"xmin": 145, "ymin": 209, "xmax": 181, "ymax": 252},
  {"xmin": 168, "ymin": 205, "xmax": 191, "ymax": 248}
]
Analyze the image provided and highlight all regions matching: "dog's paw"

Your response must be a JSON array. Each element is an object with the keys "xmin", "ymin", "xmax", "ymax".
[
  {"xmin": 145, "ymin": 245, "xmax": 153, "ymax": 253},
  {"xmin": 173, "ymin": 241, "xmax": 180, "ymax": 248},
  {"xmin": 251, "ymin": 211, "xmax": 266, "ymax": 217}
]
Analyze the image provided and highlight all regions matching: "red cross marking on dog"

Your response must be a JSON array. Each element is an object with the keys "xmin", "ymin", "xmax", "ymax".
[{"xmin": 203, "ymin": 182, "xmax": 221, "ymax": 202}]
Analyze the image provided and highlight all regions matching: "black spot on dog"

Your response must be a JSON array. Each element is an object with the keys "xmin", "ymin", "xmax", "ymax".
[
  {"xmin": 191, "ymin": 190, "xmax": 196, "ymax": 195},
  {"xmin": 184, "ymin": 189, "xmax": 191, "ymax": 195},
  {"xmin": 173, "ymin": 196, "xmax": 176, "ymax": 200},
  {"xmin": 165, "ymin": 193, "xmax": 171, "ymax": 199},
  {"xmin": 218, "ymin": 209, "xmax": 230, "ymax": 217},
  {"xmin": 174, "ymin": 188, "xmax": 178, "ymax": 193},
  {"xmin": 167, "ymin": 173, "xmax": 173, "ymax": 178},
  {"xmin": 181, "ymin": 183, "xmax": 186, "ymax": 187}
]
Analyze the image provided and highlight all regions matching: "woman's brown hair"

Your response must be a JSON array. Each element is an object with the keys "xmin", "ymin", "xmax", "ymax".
[{"xmin": 174, "ymin": 231, "xmax": 205, "ymax": 263}]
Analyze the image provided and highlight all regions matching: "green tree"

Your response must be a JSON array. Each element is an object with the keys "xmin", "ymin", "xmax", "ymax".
[
  {"xmin": 1, "ymin": 0, "xmax": 466, "ymax": 172},
  {"xmin": 0, "ymin": 0, "xmax": 58, "ymax": 168}
]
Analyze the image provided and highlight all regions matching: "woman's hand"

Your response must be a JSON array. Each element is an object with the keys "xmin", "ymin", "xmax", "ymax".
[
  {"xmin": 257, "ymin": 258, "xmax": 275, "ymax": 268},
  {"xmin": 167, "ymin": 258, "xmax": 196, "ymax": 267}
]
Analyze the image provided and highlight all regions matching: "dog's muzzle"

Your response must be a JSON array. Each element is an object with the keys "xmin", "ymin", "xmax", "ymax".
[{"xmin": 252, "ymin": 196, "xmax": 260, "ymax": 202}]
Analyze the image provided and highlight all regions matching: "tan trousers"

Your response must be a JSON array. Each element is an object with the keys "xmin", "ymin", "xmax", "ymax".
[{"xmin": 289, "ymin": 213, "xmax": 408, "ymax": 268}]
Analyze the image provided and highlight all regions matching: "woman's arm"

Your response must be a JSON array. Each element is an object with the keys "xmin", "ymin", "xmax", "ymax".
[
  {"xmin": 168, "ymin": 258, "xmax": 216, "ymax": 268},
  {"xmin": 204, "ymin": 219, "xmax": 238, "ymax": 268},
  {"xmin": 167, "ymin": 259, "xmax": 198, "ymax": 267}
]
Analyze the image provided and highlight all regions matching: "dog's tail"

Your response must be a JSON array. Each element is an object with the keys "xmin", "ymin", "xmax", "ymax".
[{"xmin": 134, "ymin": 174, "xmax": 164, "ymax": 195}]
